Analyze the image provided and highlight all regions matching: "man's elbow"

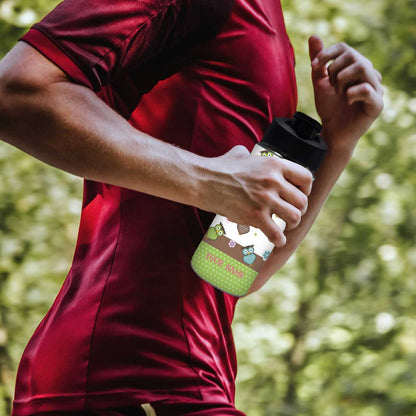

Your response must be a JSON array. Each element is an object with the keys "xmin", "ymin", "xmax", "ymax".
[
  {"xmin": 0, "ymin": 43, "xmax": 54, "ymax": 143},
  {"xmin": 0, "ymin": 65, "xmax": 18, "ymax": 134},
  {"xmin": 1, "ymin": 65, "xmax": 28, "ymax": 134}
]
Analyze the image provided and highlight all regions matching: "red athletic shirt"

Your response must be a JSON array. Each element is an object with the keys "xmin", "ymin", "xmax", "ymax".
[{"xmin": 13, "ymin": 0, "xmax": 297, "ymax": 414}]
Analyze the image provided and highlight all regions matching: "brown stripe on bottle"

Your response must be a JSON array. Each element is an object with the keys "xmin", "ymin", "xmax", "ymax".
[{"xmin": 202, "ymin": 234, "xmax": 265, "ymax": 272}]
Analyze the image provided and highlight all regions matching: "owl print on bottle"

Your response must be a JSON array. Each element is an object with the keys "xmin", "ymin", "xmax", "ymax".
[
  {"xmin": 206, "ymin": 222, "xmax": 225, "ymax": 240},
  {"xmin": 242, "ymin": 245, "xmax": 256, "ymax": 265}
]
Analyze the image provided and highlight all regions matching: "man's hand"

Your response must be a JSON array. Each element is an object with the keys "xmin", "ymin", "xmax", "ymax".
[
  {"xmin": 309, "ymin": 36, "xmax": 384, "ymax": 152},
  {"xmin": 249, "ymin": 37, "xmax": 385, "ymax": 294},
  {"xmin": 199, "ymin": 145, "xmax": 313, "ymax": 248}
]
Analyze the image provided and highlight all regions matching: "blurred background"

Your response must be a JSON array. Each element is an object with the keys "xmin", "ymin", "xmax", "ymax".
[{"xmin": 0, "ymin": 0, "xmax": 415, "ymax": 415}]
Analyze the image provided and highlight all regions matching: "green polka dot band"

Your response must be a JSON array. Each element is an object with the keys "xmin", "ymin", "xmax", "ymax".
[{"xmin": 191, "ymin": 241, "xmax": 258, "ymax": 297}]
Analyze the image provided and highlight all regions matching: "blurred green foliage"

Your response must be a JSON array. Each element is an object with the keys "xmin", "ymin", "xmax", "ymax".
[
  {"xmin": 0, "ymin": 0, "xmax": 415, "ymax": 415},
  {"xmin": 234, "ymin": 0, "xmax": 416, "ymax": 415}
]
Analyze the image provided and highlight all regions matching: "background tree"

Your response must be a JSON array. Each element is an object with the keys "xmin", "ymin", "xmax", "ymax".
[{"xmin": 0, "ymin": 0, "xmax": 415, "ymax": 415}]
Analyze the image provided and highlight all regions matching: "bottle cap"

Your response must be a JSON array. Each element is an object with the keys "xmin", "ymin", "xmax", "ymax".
[{"xmin": 261, "ymin": 112, "xmax": 328, "ymax": 173}]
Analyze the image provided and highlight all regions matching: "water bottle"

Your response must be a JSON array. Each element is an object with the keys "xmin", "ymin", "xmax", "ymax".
[{"xmin": 191, "ymin": 112, "xmax": 328, "ymax": 296}]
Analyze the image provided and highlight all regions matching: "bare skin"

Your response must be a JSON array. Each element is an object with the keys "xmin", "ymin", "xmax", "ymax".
[{"xmin": 0, "ymin": 35, "xmax": 383, "ymax": 293}]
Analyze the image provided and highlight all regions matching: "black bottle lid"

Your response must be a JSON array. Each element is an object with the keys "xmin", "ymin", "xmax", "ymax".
[{"xmin": 261, "ymin": 112, "xmax": 328, "ymax": 173}]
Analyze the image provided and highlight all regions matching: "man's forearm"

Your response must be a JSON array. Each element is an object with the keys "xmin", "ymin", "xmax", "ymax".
[
  {"xmin": 248, "ymin": 139, "xmax": 353, "ymax": 293},
  {"xmin": 0, "ymin": 43, "xmax": 205, "ymax": 208}
]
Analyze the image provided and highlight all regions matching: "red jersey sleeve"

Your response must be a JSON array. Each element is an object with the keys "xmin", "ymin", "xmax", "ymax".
[{"xmin": 20, "ymin": 0, "xmax": 232, "ymax": 91}]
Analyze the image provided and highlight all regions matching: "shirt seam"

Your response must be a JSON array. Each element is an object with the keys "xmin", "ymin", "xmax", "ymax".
[
  {"xmin": 32, "ymin": 0, "xmax": 177, "ymax": 89},
  {"xmin": 84, "ymin": 187, "xmax": 124, "ymax": 408},
  {"xmin": 178, "ymin": 73, "xmax": 204, "ymax": 395},
  {"xmin": 34, "ymin": 0, "xmax": 179, "ymax": 89},
  {"xmin": 179, "ymin": 77, "xmax": 208, "ymax": 400},
  {"xmin": 116, "ymin": 0, "xmax": 179, "ymax": 68},
  {"xmin": 187, "ymin": 75, "xmax": 209, "ymax": 235},
  {"xmin": 29, "ymin": 26, "xmax": 99, "ymax": 81},
  {"xmin": 12, "ymin": 385, "xmax": 210, "ymax": 403}
]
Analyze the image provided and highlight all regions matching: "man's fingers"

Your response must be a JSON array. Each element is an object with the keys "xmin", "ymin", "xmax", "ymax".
[
  {"xmin": 326, "ymin": 52, "xmax": 355, "ymax": 87},
  {"xmin": 315, "ymin": 42, "xmax": 351, "ymax": 66},
  {"xmin": 279, "ymin": 181, "xmax": 309, "ymax": 215},
  {"xmin": 335, "ymin": 61, "xmax": 381, "ymax": 95},
  {"xmin": 312, "ymin": 41, "xmax": 384, "ymax": 107},
  {"xmin": 280, "ymin": 159, "xmax": 313, "ymax": 196},
  {"xmin": 346, "ymin": 83, "xmax": 384, "ymax": 117},
  {"xmin": 311, "ymin": 43, "xmax": 346, "ymax": 79},
  {"xmin": 270, "ymin": 197, "xmax": 302, "ymax": 230},
  {"xmin": 260, "ymin": 214, "xmax": 287, "ymax": 247},
  {"xmin": 308, "ymin": 35, "xmax": 324, "ymax": 62}
]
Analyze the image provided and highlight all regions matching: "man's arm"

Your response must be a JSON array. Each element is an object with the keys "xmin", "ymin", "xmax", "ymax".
[
  {"xmin": 0, "ymin": 42, "xmax": 311, "ymax": 247},
  {"xmin": 249, "ymin": 36, "xmax": 384, "ymax": 293}
]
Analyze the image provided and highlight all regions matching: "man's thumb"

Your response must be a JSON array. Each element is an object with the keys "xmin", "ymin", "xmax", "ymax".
[{"xmin": 308, "ymin": 35, "xmax": 324, "ymax": 62}]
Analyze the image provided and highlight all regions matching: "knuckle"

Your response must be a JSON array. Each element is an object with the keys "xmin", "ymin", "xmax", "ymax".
[
  {"xmin": 279, "ymin": 157, "xmax": 291, "ymax": 169},
  {"xmin": 269, "ymin": 229, "xmax": 285, "ymax": 246},
  {"xmin": 226, "ymin": 145, "xmax": 249, "ymax": 159},
  {"xmin": 268, "ymin": 228, "xmax": 280, "ymax": 242},
  {"xmin": 267, "ymin": 156, "xmax": 283, "ymax": 171},
  {"xmin": 339, "ymin": 42, "xmax": 349, "ymax": 51},
  {"xmin": 258, "ymin": 190, "xmax": 274, "ymax": 207},
  {"xmin": 236, "ymin": 145, "xmax": 249, "ymax": 155},
  {"xmin": 328, "ymin": 65, "xmax": 337, "ymax": 81},
  {"xmin": 287, "ymin": 209, "xmax": 302, "ymax": 228},
  {"xmin": 259, "ymin": 174, "xmax": 276, "ymax": 190},
  {"xmin": 355, "ymin": 62, "xmax": 366, "ymax": 75},
  {"xmin": 237, "ymin": 144, "xmax": 248, "ymax": 151},
  {"xmin": 362, "ymin": 83, "xmax": 372, "ymax": 96}
]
